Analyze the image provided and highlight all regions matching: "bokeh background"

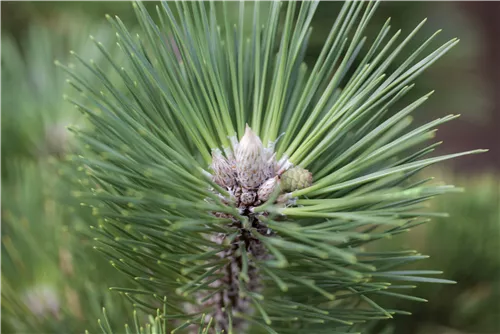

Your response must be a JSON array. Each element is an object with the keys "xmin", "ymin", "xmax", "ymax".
[{"xmin": 2, "ymin": 2, "xmax": 499, "ymax": 333}]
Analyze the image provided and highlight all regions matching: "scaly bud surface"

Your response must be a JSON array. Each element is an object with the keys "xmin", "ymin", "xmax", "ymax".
[
  {"xmin": 211, "ymin": 149, "xmax": 236, "ymax": 188},
  {"xmin": 281, "ymin": 166, "xmax": 313, "ymax": 192},
  {"xmin": 240, "ymin": 190, "xmax": 257, "ymax": 206},
  {"xmin": 235, "ymin": 125, "xmax": 268, "ymax": 189},
  {"xmin": 258, "ymin": 176, "xmax": 280, "ymax": 202}
]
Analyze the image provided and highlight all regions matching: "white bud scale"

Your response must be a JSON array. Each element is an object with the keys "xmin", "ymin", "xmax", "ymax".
[{"xmin": 235, "ymin": 125, "xmax": 268, "ymax": 189}]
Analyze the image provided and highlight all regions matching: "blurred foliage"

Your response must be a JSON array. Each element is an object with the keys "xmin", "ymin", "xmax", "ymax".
[
  {"xmin": 1, "ymin": 160, "xmax": 135, "ymax": 333},
  {"xmin": 1, "ymin": 15, "xmax": 121, "ymax": 177},
  {"xmin": 367, "ymin": 172, "xmax": 500, "ymax": 334},
  {"xmin": 1, "ymin": 18, "xmax": 137, "ymax": 334}
]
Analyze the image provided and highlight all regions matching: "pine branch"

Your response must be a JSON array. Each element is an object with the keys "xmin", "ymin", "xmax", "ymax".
[{"xmin": 63, "ymin": 1, "xmax": 486, "ymax": 333}]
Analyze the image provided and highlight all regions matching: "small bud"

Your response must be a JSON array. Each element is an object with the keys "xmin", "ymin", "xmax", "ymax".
[
  {"xmin": 211, "ymin": 149, "xmax": 236, "ymax": 188},
  {"xmin": 281, "ymin": 167, "xmax": 313, "ymax": 192},
  {"xmin": 240, "ymin": 190, "xmax": 257, "ymax": 206},
  {"xmin": 235, "ymin": 125, "xmax": 268, "ymax": 189},
  {"xmin": 257, "ymin": 176, "xmax": 280, "ymax": 202}
]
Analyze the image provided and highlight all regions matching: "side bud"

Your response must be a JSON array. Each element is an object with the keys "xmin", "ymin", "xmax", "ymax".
[
  {"xmin": 235, "ymin": 125, "xmax": 268, "ymax": 189},
  {"xmin": 240, "ymin": 190, "xmax": 257, "ymax": 206},
  {"xmin": 257, "ymin": 176, "xmax": 280, "ymax": 202},
  {"xmin": 211, "ymin": 149, "xmax": 236, "ymax": 188},
  {"xmin": 281, "ymin": 166, "xmax": 312, "ymax": 192}
]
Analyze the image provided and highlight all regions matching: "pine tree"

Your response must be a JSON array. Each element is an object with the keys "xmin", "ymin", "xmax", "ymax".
[{"xmin": 58, "ymin": 1, "xmax": 485, "ymax": 333}]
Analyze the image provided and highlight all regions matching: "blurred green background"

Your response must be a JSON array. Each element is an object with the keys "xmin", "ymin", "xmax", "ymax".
[{"xmin": 2, "ymin": 1, "xmax": 499, "ymax": 333}]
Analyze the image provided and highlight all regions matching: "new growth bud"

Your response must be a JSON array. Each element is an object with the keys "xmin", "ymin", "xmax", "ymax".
[
  {"xmin": 257, "ymin": 176, "xmax": 280, "ymax": 202},
  {"xmin": 211, "ymin": 149, "xmax": 236, "ymax": 188},
  {"xmin": 240, "ymin": 190, "xmax": 257, "ymax": 206},
  {"xmin": 235, "ymin": 125, "xmax": 268, "ymax": 189}
]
